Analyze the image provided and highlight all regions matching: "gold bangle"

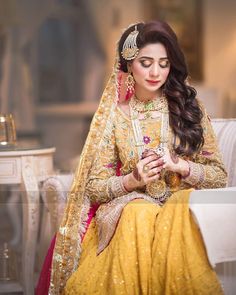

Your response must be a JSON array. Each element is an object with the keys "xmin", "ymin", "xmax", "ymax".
[
  {"xmin": 107, "ymin": 176, "xmax": 129, "ymax": 199},
  {"xmin": 182, "ymin": 161, "xmax": 205, "ymax": 186}
]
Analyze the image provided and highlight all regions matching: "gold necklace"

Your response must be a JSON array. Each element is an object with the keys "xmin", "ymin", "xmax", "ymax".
[{"xmin": 130, "ymin": 95, "xmax": 168, "ymax": 113}]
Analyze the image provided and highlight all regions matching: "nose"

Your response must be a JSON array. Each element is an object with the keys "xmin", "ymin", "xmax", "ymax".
[{"xmin": 150, "ymin": 63, "xmax": 160, "ymax": 77}]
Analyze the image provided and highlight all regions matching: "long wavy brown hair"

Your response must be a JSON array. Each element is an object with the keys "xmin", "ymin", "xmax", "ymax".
[{"xmin": 118, "ymin": 21, "xmax": 204, "ymax": 156}]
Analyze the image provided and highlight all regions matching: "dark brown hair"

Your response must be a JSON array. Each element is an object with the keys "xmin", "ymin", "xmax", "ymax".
[{"xmin": 118, "ymin": 21, "xmax": 204, "ymax": 156}]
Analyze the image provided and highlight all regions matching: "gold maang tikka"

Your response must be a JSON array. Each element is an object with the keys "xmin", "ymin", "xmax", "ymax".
[{"xmin": 121, "ymin": 25, "xmax": 139, "ymax": 60}]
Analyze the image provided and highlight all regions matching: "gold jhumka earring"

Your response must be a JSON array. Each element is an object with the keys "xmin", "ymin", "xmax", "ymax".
[{"xmin": 125, "ymin": 72, "xmax": 135, "ymax": 96}]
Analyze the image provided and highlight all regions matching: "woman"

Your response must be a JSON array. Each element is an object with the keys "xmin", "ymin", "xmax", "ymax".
[{"xmin": 45, "ymin": 21, "xmax": 227, "ymax": 294}]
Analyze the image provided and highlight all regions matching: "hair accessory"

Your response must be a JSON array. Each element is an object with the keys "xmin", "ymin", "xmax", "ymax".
[{"xmin": 121, "ymin": 25, "xmax": 139, "ymax": 60}]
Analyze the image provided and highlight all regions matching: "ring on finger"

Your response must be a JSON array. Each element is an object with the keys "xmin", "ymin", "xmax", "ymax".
[
  {"xmin": 143, "ymin": 164, "xmax": 150, "ymax": 173},
  {"xmin": 156, "ymin": 146, "xmax": 165, "ymax": 157}
]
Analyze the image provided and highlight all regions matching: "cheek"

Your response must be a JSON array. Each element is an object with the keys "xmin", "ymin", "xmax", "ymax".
[
  {"xmin": 161, "ymin": 68, "xmax": 170, "ymax": 81},
  {"xmin": 132, "ymin": 64, "xmax": 147, "ymax": 81}
]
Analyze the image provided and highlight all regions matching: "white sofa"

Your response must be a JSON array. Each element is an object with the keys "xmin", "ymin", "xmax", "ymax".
[
  {"xmin": 190, "ymin": 119, "xmax": 236, "ymax": 294},
  {"xmin": 41, "ymin": 118, "xmax": 236, "ymax": 294}
]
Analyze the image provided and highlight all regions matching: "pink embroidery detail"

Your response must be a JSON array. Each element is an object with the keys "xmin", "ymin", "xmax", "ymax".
[
  {"xmin": 104, "ymin": 163, "xmax": 114, "ymax": 168},
  {"xmin": 202, "ymin": 150, "xmax": 213, "ymax": 156},
  {"xmin": 116, "ymin": 160, "xmax": 122, "ymax": 176},
  {"xmin": 143, "ymin": 136, "xmax": 151, "ymax": 144}
]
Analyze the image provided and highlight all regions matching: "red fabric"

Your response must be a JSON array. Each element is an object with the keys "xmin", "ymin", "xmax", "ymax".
[
  {"xmin": 116, "ymin": 160, "xmax": 122, "ymax": 176},
  {"xmin": 82, "ymin": 204, "xmax": 99, "ymax": 241},
  {"xmin": 35, "ymin": 236, "xmax": 56, "ymax": 295},
  {"xmin": 36, "ymin": 205, "xmax": 99, "ymax": 295}
]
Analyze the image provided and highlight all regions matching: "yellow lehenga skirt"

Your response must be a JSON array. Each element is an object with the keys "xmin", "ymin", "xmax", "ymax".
[{"xmin": 65, "ymin": 190, "xmax": 223, "ymax": 295}]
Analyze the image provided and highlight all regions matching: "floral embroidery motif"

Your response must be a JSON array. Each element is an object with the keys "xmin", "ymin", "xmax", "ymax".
[
  {"xmin": 143, "ymin": 135, "xmax": 151, "ymax": 145},
  {"xmin": 201, "ymin": 150, "xmax": 214, "ymax": 157},
  {"xmin": 104, "ymin": 163, "xmax": 115, "ymax": 168}
]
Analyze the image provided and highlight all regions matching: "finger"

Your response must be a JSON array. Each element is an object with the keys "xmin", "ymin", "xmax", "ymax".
[
  {"xmin": 141, "ymin": 149, "xmax": 158, "ymax": 159},
  {"xmin": 142, "ymin": 154, "xmax": 159, "ymax": 162},
  {"xmin": 141, "ymin": 154, "xmax": 159, "ymax": 165},
  {"xmin": 145, "ymin": 173, "xmax": 160, "ymax": 183},
  {"xmin": 147, "ymin": 158, "xmax": 165, "ymax": 169},
  {"xmin": 147, "ymin": 166, "xmax": 163, "ymax": 177}
]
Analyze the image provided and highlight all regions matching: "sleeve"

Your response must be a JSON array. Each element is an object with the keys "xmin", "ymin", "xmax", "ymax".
[
  {"xmin": 85, "ymin": 113, "xmax": 128, "ymax": 204},
  {"xmin": 182, "ymin": 104, "xmax": 227, "ymax": 189}
]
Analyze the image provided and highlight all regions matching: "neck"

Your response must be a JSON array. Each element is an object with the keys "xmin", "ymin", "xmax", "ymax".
[{"xmin": 134, "ymin": 86, "xmax": 162, "ymax": 102}]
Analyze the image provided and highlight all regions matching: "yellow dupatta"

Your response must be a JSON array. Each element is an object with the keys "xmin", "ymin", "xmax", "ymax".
[{"xmin": 49, "ymin": 53, "xmax": 130, "ymax": 294}]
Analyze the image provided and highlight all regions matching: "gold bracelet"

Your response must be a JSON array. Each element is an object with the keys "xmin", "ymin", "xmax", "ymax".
[
  {"xmin": 107, "ymin": 176, "xmax": 129, "ymax": 199},
  {"xmin": 182, "ymin": 161, "xmax": 205, "ymax": 186}
]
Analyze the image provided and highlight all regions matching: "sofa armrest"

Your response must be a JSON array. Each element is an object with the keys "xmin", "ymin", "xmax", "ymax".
[
  {"xmin": 41, "ymin": 174, "xmax": 73, "ymax": 231},
  {"xmin": 189, "ymin": 187, "xmax": 236, "ymax": 267}
]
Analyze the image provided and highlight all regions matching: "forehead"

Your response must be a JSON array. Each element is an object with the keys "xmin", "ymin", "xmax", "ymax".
[{"xmin": 136, "ymin": 43, "xmax": 168, "ymax": 59}]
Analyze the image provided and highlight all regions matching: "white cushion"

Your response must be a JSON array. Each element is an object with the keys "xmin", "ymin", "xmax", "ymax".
[{"xmin": 212, "ymin": 118, "xmax": 236, "ymax": 186}]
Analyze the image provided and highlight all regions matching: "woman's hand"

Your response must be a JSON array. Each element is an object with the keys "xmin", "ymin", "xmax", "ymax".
[
  {"xmin": 123, "ymin": 147, "xmax": 190, "ymax": 192},
  {"xmin": 122, "ymin": 149, "xmax": 165, "ymax": 191},
  {"xmin": 160, "ymin": 148, "xmax": 190, "ymax": 177}
]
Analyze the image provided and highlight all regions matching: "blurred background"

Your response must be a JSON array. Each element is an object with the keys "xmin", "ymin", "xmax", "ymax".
[
  {"xmin": 0, "ymin": 1, "xmax": 236, "ymax": 292},
  {"xmin": 0, "ymin": 0, "xmax": 236, "ymax": 171}
]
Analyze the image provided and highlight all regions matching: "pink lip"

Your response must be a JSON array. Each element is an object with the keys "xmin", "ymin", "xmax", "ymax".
[{"xmin": 146, "ymin": 80, "xmax": 160, "ymax": 84}]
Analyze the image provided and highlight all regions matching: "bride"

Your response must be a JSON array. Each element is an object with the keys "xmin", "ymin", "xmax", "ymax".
[{"xmin": 38, "ymin": 20, "xmax": 227, "ymax": 295}]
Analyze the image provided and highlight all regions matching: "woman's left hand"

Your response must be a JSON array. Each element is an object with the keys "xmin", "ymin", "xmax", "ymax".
[
  {"xmin": 141, "ymin": 148, "xmax": 176, "ymax": 173},
  {"xmin": 160, "ymin": 148, "xmax": 179, "ymax": 172},
  {"xmin": 159, "ymin": 147, "xmax": 190, "ymax": 176}
]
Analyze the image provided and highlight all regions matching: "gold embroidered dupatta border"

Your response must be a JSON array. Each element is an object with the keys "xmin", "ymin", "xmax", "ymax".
[{"xmin": 49, "ymin": 56, "xmax": 120, "ymax": 295}]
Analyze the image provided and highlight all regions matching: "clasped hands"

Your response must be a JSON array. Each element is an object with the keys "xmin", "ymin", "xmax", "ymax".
[
  {"xmin": 134, "ymin": 147, "xmax": 177, "ymax": 185},
  {"xmin": 123, "ymin": 147, "xmax": 189, "ymax": 192}
]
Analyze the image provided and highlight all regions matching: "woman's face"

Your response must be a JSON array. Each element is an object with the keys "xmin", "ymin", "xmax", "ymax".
[{"xmin": 129, "ymin": 43, "xmax": 170, "ymax": 98}]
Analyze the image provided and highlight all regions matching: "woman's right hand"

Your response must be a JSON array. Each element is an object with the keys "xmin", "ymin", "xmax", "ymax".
[{"xmin": 123, "ymin": 150, "xmax": 164, "ymax": 192}]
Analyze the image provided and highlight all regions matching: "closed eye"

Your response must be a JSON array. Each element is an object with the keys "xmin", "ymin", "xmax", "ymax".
[
  {"xmin": 159, "ymin": 59, "xmax": 170, "ymax": 68},
  {"xmin": 140, "ymin": 60, "xmax": 152, "ymax": 68}
]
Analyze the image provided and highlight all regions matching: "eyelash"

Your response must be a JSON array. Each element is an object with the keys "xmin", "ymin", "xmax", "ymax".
[
  {"xmin": 140, "ymin": 61, "xmax": 169, "ymax": 68},
  {"xmin": 141, "ymin": 62, "xmax": 151, "ymax": 68},
  {"xmin": 160, "ymin": 62, "xmax": 169, "ymax": 68}
]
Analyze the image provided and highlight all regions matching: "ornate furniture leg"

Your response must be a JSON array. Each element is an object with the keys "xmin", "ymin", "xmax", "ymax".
[
  {"xmin": 6, "ymin": 187, "xmax": 21, "ymax": 247},
  {"xmin": 21, "ymin": 156, "xmax": 40, "ymax": 295}
]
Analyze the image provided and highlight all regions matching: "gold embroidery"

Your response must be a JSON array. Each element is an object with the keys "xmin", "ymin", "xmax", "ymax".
[{"xmin": 50, "ymin": 88, "xmax": 227, "ymax": 294}]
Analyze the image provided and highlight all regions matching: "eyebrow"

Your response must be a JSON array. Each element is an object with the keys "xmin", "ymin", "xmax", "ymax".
[{"xmin": 138, "ymin": 56, "xmax": 169, "ymax": 61}]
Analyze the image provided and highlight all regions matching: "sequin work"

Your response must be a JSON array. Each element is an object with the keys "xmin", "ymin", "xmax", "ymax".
[
  {"xmin": 64, "ymin": 103, "xmax": 226, "ymax": 294},
  {"xmin": 65, "ymin": 192, "xmax": 223, "ymax": 295},
  {"xmin": 50, "ymin": 96, "xmax": 227, "ymax": 294}
]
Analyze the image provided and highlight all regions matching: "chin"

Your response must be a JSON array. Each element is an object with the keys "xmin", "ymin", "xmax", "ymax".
[{"xmin": 145, "ymin": 86, "xmax": 162, "ymax": 93}]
